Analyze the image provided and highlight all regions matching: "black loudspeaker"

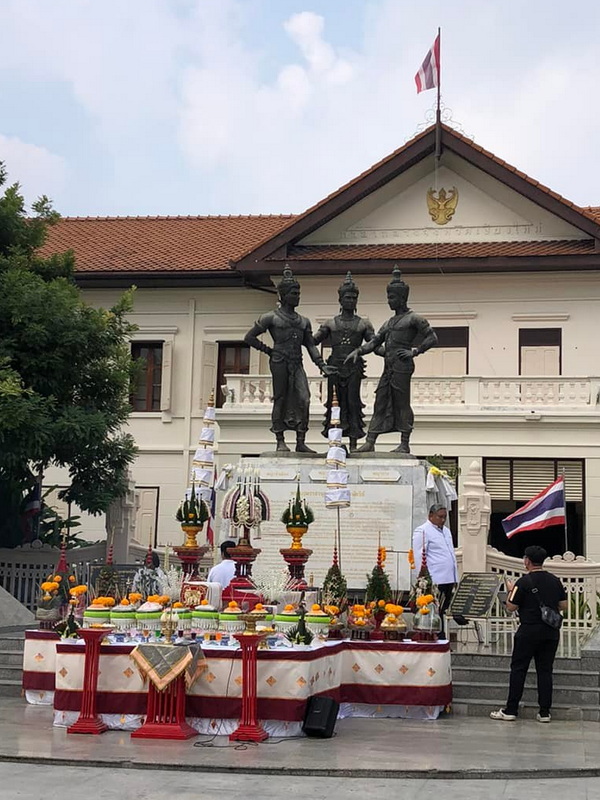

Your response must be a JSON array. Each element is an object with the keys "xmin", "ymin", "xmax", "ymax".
[{"xmin": 302, "ymin": 696, "xmax": 339, "ymax": 738}]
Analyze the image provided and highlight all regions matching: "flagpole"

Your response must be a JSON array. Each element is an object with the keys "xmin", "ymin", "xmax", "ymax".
[
  {"xmin": 561, "ymin": 472, "xmax": 568, "ymax": 555},
  {"xmin": 435, "ymin": 26, "xmax": 442, "ymax": 161}
]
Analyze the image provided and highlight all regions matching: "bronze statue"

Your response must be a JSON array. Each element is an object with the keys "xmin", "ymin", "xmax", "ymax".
[
  {"xmin": 244, "ymin": 267, "xmax": 335, "ymax": 453},
  {"xmin": 313, "ymin": 272, "xmax": 376, "ymax": 451},
  {"xmin": 346, "ymin": 267, "xmax": 437, "ymax": 454}
]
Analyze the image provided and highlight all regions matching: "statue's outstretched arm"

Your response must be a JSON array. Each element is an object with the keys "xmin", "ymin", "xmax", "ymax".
[
  {"xmin": 313, "ymin": 322, "xmax": 331, "ymax": 347},
  {"xmin": 304, "ymin": 323, "xmax": 336, "ymax": 375},
  {"xmin": 363, "ymin": 320, "xmax": 384, "ymax": 357}
]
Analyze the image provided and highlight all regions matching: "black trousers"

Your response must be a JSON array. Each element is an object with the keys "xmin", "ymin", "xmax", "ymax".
[
  {"xmin": 505, "ymin": 623, "xmax": 560, "ymax": 715},
  {"xmin": 437, "ymin": 583, "xmax": 455, "ymax": 637}
]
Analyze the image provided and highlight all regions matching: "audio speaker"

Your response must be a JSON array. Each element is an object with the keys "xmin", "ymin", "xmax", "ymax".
[{"xmin": 302, "ymin": 696, "xmax": 339, "ymax": 738}]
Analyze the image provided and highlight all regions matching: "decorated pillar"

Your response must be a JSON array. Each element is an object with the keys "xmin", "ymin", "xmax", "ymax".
[{"xmin": 458, "ymin": 460, "xmax": 491, "ymax": 575}]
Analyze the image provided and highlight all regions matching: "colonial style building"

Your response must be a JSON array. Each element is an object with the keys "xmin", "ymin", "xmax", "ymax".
[{"xmin": 42, "ymin": 124, "xmax": 600, "ymax": 559}]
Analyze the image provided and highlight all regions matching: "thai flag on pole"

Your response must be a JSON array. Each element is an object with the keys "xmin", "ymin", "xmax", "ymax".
[
  {"xmin": 415, "ymin": 33, "xmax": 440, "ymax": 93},
  {"xmin": 23, "ymin": 483, "xmax": 42, "ymax": 517},
  {"xmin": 501, "ymin": 476, "xmax": 566, "ymax": 539}
]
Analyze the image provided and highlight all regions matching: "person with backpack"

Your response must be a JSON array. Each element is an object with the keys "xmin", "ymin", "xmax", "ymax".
[{"xmin": 490, "ymin": 545, "xmax": 567, "ymax": 723}]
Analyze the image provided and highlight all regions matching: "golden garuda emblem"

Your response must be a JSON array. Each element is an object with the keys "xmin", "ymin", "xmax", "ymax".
[{"xmin": 426, "ymin": 186, "xmax": 459, "ymax": 225}]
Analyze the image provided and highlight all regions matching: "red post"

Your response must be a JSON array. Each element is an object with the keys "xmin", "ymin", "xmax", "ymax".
[
  {"xmin": 229, "ymin": 632, "xmax": 268, "ymax": 742},
  {"xmin": 68, "ymin": 627, "xmax": 113, "ymax": 735},
  {"xmin": 131, "ymin": 673, "xmax": 197, "ymax": 740}
]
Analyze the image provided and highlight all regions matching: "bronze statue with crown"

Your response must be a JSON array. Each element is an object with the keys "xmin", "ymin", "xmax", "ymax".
[
  {"xmin": 346, "ymin": 267, "xmax": 438, "ymax": 455},
  {"xmin": 244, "ymin": 266, "xmax": 337, "ymax": 454},
  {"xmin": 313, "ymin": 272, "xmax": 377, "ymax": 452}
]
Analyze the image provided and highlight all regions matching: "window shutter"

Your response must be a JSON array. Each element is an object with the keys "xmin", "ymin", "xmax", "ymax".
[
  {"xmin": 557, "ymin": 460, "xmax": 583, "ymax": 501},
  {"xmin": 200, "ymin": 341, "xmax": 218, "ymax": 409},
  {"xmin": 512, "ymin": 460, "xmax": 556, "ymax": 500},
  {"xmin": 484, "ymin": 459, "xmax": 511, "ymax": 499},
  {"xmin": 159, "ymin": 340, "xmax": 173, "ymax": 412}
]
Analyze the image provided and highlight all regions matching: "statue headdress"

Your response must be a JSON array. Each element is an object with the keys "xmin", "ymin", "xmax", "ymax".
[
  {"xmin": 387, "ymin": 264, "xmax": 409, "ymax": 301},
  {"xmin": 277, "ymin": 265, "xmax": 300, "ymax": 299},
  {"xmin": 338, "ymin": 270, "xmax": 359, "ymax": 299}
]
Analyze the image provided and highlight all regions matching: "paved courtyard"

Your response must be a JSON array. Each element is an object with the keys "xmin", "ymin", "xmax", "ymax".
[
  {"xmin": 3, "ymin": 694, "xmax": 600, "ymax": 786},
  {"xmin": 4, "ymin": 763, "xmax": 600, "ymax": 800}
]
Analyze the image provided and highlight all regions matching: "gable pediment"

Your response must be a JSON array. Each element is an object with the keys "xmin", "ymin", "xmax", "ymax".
[{"xmin": 300, "ymin": 153, "xmax": 590, "ymax": 247}]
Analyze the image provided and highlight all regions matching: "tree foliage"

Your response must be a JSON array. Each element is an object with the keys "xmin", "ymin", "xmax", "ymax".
[{"xmin": 0, "ymin": 163, "xmax": 137, "ymax": 547}]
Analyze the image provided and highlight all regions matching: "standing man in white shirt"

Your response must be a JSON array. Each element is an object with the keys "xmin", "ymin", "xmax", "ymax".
[
  {"xmin": 207, "ymin": 540, "xmax": 237, "ymax": 589},
  {"xmin": 412, "ymin": 504, "xmax": 459, "ymax": 638}
]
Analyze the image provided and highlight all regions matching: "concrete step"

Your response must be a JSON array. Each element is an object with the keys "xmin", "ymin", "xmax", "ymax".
[
  {"xmin": 0, "ymin": 665, "xmax": 23, "ymax": 681},
  {"xmin": 452, "ymin": 696, "xmax": 600, "ymax": 721},
  {"xmin": 0, "ymin": 650, "xmax": 25, "ymax": 667},
  {"xmin": 0, "ymin": 680, "xmax": 22, "ymax": 697},
  {"xmin": 453, "ymin": 680, "xmax": 600, "ymax": 707},
  {"xmin": 0, "ymin": 636, "xmax": 25, "ymax": 652},
  {"xmin": 451, "ymin": 652, "xmax": 583, "ymax": 671},
  {"xmin": 452, "ymin": 665, "xmax": 599, "ymax": 687}
]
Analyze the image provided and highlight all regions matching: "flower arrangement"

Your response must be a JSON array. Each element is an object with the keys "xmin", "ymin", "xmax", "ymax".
[
  {"xmin": 281, "ymin": 482, "xmax": 314, "ymax": 528},
  {"xmin": 38, "ymin": 570, "xmax": 77, "ymax": 611},
  {"xmin": 176, "ymin": 482, "xmax": 210, "ymax": 527},
  {"xmin": 322, "ymin": 545, "xmax": 347, "ymax": 611},
  {"xmin": 157, "ymin": 566, "xmax": 184, "ymax": 603},
  {"xmin": 146, "ymin": 594, "xmax": 171, "ymax": 605},
  {"xmin": 364, "ymin": 544, "xmax": 393, "ymax": 606},
  {"xmin": 347, "ymin": 604, "xmax": 374, "ymax": 629},
  {"xmin": 416, "ymin": 594, "xmax": 435, "ymax": 613},
  {"xmin": 222, "ymin": 469, "xmax": 270, "ymax": 531},
  {"xmin": 283, "ymin": 601, "xmax": 311, "ymax": 644},
  {"xmin": 252, "ymin": 566, "xmax": 293, "ymax": 604},
  {"xmin": 90, "ymin": 596, "xmax": 117, "ymax": 608}
]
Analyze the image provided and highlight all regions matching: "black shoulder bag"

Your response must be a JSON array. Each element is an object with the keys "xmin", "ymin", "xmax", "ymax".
[{"xmin": 528, "ymin": 574, "xmax": 563, "ymax": 630}]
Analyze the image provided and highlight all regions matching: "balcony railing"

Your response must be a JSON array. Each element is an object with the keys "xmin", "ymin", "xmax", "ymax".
[{"xmin": 221, "ymin": 374, "xmax": 600, "ymax": 412}]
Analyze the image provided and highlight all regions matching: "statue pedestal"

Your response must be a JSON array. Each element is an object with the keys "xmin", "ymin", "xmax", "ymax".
[
  {"xmin": 174, "ymin": 545, "xmax": 210, "ymax": 579},
  {"xmin": 222, "ymin": 540, "xmax": 262, "ymax": 607},
  {"xmin": 221, "ymin": 456, "xmax": 429, "ymax": 592},
  {"xmin": 280, "ymin": 547, "xmax": 313, "ymax": 589}
]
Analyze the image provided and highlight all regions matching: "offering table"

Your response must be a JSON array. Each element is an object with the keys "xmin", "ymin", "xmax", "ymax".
[{"xmin": 22, "ymin": 631, "xmax": 452, "ymax": 734}]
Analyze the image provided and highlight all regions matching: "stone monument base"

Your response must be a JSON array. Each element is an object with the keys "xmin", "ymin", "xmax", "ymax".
[{"xmin": 228, "ymin": 456, "xmax": 429, "ymax": 593}]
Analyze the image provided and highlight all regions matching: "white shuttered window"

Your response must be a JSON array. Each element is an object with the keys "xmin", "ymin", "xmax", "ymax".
[{"xmin": 484, "ymin": 459, "xmax": 583, "ymax": 502}]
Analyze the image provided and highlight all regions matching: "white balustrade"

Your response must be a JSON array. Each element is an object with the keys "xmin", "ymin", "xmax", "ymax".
[{"xmin": 222, "ymin": 374, "xmax": 599, "ymax": 411}]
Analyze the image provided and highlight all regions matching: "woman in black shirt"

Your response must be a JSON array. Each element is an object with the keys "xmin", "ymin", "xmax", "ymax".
[{"xmin": 490, "ymin": 545, "xmax": 567, "ymax": 723}]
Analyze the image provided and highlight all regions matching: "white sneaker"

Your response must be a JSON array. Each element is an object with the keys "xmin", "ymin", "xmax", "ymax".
[
  {"xmin": 536, "ymin": 713, "xmax": 551, "ymax": 723},
  {"xmin": 490, "ymin": 709, "xmax": 517, "ymax": 721}
]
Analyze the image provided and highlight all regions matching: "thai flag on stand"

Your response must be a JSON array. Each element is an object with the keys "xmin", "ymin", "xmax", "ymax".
[
  {"xmin": 415, "ymin": 33, "xmax": 440, "ymax": 93},
  {"xmin": 501, "ymin": 476, "xmax": 566, "ymax": 539}
]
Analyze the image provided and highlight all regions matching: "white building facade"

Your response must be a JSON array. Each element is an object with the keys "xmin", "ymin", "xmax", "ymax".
[{"xmin": 42, "ymin": 125, "xmax": 600, "ymax": 560}]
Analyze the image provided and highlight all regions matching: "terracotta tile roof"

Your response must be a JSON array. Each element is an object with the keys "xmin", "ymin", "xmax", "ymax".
[
  {"xmin": 582, "ymin": 206, "xmax": 600, "ymax": 222},
  {"xmin": 40, "ymin": 215, "xmax": 295, "ymax": 273},
  {"xmin": 286, "ymin": 240, "xmax": 596, "ymax": 261}
]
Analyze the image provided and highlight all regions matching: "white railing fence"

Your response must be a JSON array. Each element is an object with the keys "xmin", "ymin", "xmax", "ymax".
[
  {"xmin": 0, "ymin": 540, "xmax": 213, "ymax": 612},
  {"xmin": 223, "ymin": 373, "xmax": 600, "ymax": 411},
  {"xmin": 0, "ymin": 542, "xmax": 108, "ymax": 612}
]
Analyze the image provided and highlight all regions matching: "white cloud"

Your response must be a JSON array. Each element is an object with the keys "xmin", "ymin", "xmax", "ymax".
[
  {"xmin": 0, "ymin": 135, "xmax": 67, "ymax": 206},
  {"xmin": 1, "ymin": 0, "xmax": 600, "ymax": 215}
]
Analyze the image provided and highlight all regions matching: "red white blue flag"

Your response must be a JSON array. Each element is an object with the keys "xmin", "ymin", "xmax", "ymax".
[
  {"xmin": 501, "ymin": 476, "xmax": 566, "ymax": 539},
  {"xmin": 415, "ymin": 34, "xmax": 440, "ymax": 94},
  {"xmin": 23, "ymin": 483, "xmax": 42, "ymax": 517}
]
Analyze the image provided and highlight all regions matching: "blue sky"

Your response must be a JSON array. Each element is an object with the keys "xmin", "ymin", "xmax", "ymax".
[{"xmin": 1, "ymin": 0, "xmax": 599, "ymax": 217}]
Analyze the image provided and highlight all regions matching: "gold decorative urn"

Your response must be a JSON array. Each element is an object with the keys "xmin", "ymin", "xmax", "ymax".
[
  {"xmin": 286, "ymin": 524, "xmax": 308, "ymax": 550},
  {"xmin": 180, "ymin": 524, "xmax": 204, "ymax": 549}
]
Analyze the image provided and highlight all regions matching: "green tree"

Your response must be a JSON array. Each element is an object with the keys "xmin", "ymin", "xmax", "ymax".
[{"xmin": 0, "ymin": 163, "xmax": 137, "ymax": 547}]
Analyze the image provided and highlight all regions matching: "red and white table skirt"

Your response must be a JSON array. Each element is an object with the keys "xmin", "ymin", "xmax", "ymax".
[{"xmin": 23, "ymin": 631, "xmax": 452, "ymax": 734}]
